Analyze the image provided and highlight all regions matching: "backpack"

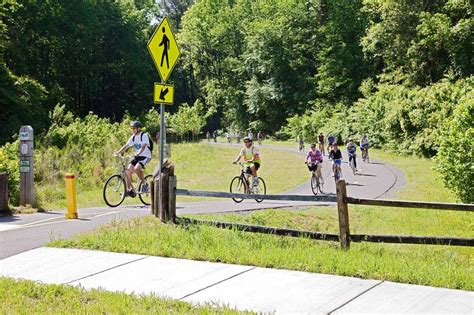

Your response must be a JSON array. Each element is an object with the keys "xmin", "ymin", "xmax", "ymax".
[{"xmin": 133, "ymin": 132, "xmax": 154, "ymax": 152}]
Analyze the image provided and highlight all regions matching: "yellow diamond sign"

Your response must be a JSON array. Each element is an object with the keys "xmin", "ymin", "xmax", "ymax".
[
  {"xmin": 154, "ymin": 83, "xmax": 174, "ymax": 105},
  {"xmin": 147, "ymin": 16, "xmax": 180, "ymax": 83}
]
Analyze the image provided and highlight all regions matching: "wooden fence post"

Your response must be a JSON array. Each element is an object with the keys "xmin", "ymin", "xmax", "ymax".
[
  {"xmin": 159, "ymin": 172, "xmax": 170, "ymax": 222},
  {"xmin": 168, "ymin": 176, "xmax": 177, "ymax": 223},
  {"xmin": 0, "ymin": 173, "xmax": 8, "ymax": 213},
  {"xmin": 336, "ymin": 179, "xmax": 350, "ymax": 250},
  {"xmin": 150, "ymin": 179, "xmax": 155, "ymax": 215}
]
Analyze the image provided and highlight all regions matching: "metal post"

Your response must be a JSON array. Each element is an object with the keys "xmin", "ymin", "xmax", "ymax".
[
  {"xmin": 19, "ymin": 126, "xmax": 35, "ymax": 207},
  {"xmin": 159, "ymin": 103, "xmax": 165, "ymax": 173}
]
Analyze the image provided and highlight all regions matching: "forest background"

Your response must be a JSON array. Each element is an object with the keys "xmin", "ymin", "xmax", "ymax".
[{"xmin": 0, "ymin": 0, "xmax": 472, "ymax": 203}]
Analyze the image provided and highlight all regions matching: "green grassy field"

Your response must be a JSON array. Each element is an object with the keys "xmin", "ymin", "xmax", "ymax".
[
  {"xmin": 0, "ymin": 277, "xmax": 246, "ymax": 314},
  {"xmin": 50, "ymin": 146, "xmax": 474, "ymax": 290},
  {"xmin": 38, "ymin": 142, "xmax": 308, "ymax": 209}
]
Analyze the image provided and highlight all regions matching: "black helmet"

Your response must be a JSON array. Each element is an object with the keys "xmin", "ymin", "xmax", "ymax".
[
  {"xmin": 130, "ymin": 121, "xmax": 142, "ymax": 128},
  {"xmin": 310, "ymin": 143, "xmax": 316, "ymax": 148}
]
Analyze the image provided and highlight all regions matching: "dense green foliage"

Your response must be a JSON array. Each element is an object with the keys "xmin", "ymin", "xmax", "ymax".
[
  {"xmin": 0, "ymin": 0, "xmax": 472, "ymax": 201},
  {"xmin": 435, "ymin": 91, "xmax": 474, "ymax": 203}
]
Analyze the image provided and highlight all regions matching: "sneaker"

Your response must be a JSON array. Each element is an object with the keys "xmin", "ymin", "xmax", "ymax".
[
  {"xmin": 127, "ymin": 189, "xmax": 137, "ymax": 198},
  {"xmin": 141, "ymin": 182, "xmax": 149, "ymax": 194},
  {"xmin": 253, "ymin": 177, "xmax": 259, "ymax": 187}
]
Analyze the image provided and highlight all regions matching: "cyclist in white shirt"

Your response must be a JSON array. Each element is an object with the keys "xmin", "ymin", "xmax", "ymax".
[{"xmin": 115, "ymin": 121, "xmax": 152, "ymax": 196}]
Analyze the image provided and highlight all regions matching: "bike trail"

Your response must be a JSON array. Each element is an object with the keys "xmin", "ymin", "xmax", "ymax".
[{"xmin": 0, "ymin": 142, "xmax": 405, "ymax": 259}]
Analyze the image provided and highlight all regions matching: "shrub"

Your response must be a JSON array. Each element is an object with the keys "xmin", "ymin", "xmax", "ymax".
[
  {"xmin": 0, "ymin": 140, "xmax": 20, "ymax": 204},
  {"xmin": 436, "ymin": 91, "xmax": 474, "ymax": 203}
]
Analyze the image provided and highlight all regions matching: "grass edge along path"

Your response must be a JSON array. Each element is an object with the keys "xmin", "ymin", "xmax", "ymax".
[{"xmin": 0, "ymin": 277, "xmax": 249, "ymax": 314}]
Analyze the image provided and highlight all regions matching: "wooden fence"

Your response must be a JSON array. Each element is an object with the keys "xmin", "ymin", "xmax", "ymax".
[{"xmin": 152, "ymin": 176, "xmax": 474, "ymax": 250}]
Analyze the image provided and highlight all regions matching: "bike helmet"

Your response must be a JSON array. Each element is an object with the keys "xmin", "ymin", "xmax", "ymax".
[
  {"xmin": 310, "ymin": 143, "xmax": 316, "ymax": 148},
  {"xmin": 130, "ymin": 121, "xmax": 142, "ymax": 128},
  {"xmin": 243, "ymin": 136, "xmax": 252, "ymax": 142}
]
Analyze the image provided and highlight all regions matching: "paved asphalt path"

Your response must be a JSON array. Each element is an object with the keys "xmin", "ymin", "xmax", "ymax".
[{"xmin": 0, "ymin": 142, "xmax": 405, "ymax": 259}]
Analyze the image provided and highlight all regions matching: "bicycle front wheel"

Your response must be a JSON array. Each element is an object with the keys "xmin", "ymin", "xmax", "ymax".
[
  {"xmin": 318, "ymin": 175, "xmax": 324, "ymax": 194},
  {"xmin": 254, "ymin": 177, "xmax": 266, "ymax": 203},
  {"xmin": 138, "ymin": 174, "xmax": 153, "ymax": 206},
  {"xmin": 311, "ymin": 174, "xmax": 319, "ymax": 195},
  {"xmin": 230, "ymin": 176, "xmax": 245, "ymax": 203},
  {"xmin": 103, "ymin": 174, "xmax": 126, "ymax": 207}
]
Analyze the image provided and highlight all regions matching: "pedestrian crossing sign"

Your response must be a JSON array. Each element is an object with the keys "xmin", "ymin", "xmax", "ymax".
[{"xmin": 147, "ymin": 16, "xmax": 180, "ymax": 83}]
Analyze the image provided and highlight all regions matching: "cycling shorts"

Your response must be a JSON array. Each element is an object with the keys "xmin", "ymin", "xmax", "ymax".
[
  {"xmin": 245, "ymin": 162, "xmax": 260, "ymax": 174},
  {"xmin": 332, "ymin": 159, "xmax": 342, "ymax": 165},
  {"xmin": 307, "ymin": 162, "xmax": 322, "ymax": 172},
  {"xmin": 130, "ymin": 156, "xmax": 151, "ymax": 168}
]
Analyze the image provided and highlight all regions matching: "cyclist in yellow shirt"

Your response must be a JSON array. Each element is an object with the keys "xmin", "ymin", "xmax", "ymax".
[{"xmin": 232, "ymin": 136, "xmax": 261, "ymax": 186}]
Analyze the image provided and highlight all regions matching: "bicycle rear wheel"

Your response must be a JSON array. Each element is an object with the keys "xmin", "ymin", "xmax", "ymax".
[
  {"xmin": 138, "ymin": 174, "xmax": 153, "ymax": 206},
  {"xmin": 311, "ymin": 174, "xmax": 319, "ymax": 195},
  {"xmin": 318, "ymin": 175, "xmax": 324, "ymax": 194},
  {"xmin": 230, "ymin": 176, "xmax": 245, "ymax": 203},
  {"xmin": 103, "ymin": 174, "xmax": 126, "ymax": 207},
  {"xmin": 253, "ymin": 177, "xmax": 266, "ymax": 202}
]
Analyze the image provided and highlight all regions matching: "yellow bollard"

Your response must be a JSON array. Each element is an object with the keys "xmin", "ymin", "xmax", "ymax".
[{"xmin": 65, "ymin": 173, "xmax": 78, "ymax": 219}]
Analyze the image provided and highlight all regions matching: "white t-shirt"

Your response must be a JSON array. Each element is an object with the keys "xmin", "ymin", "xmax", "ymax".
[{"xmin": 126, "ymin": 132, "xmax": 152, "ymax": 159}]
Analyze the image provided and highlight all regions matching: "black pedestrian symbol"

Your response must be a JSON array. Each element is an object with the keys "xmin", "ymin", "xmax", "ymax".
[{"xmin": 159, "ymin": 27, "xmax": 170, "ymax": 69}]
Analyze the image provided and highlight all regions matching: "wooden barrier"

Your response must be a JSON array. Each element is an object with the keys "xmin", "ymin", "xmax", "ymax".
[
  {"xmin": 152, "ymin": 159, "xmax": 176, "ymax": 223},
  {"xmin": 336, "ymin": 180, "xmax": 350, "ymax": 249},
  {"xmin": 0, "ymin": 172, "xmax": 8, "ymax": 213},
  {"xmin": 174, "ymin": 180, "xmax": 474, "ymax": 249}
]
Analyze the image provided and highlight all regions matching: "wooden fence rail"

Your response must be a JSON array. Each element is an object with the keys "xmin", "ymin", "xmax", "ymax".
[
  {"xmin": 153, "ymin": 180, "xmax": 474, "ymax": 250},
  {"xmin": 180, "ymin": 217, "xmax": 474, "ymax": 247}
]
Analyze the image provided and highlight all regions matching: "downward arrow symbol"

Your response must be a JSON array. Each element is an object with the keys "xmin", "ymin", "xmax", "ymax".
[{"xmin": 159, "ymin": 88, "xmax": 169, "ymax": 100}]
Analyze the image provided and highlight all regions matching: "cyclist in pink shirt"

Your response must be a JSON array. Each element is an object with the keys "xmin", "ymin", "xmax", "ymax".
[{"xmin": 305, "ymin": 143, "xmax": 323, "ymax": 178}]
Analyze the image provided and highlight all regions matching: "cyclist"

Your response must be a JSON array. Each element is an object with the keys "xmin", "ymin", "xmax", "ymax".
[
  {"xmin": 298, "ymin": 134, "xmax": 304, "ymax": 151},
  {"xmin": 248, "ymin": 130, "xmax": 254, "ymax": 141},
  {"xmin": 346, "ymin": 138, "xmax": 358, "ymax": 171},
  {"xmin": 327, "ymin": 134, "xmax": 336, "ymax": 153},
  {"xmin": 360, "ymin": 134, "xmax": 369, "ymax": 159},
  {"xmin": 232, "ymin": 136, "xmax": 261, "ymax": 186},
  {"xmin": 305, "ymin": 143, "xmax": 323, "ymax": 179},
  {"xmin": 226, "ymin": 131, "xmax": 232, "ymax": 144},
  {"xmin": 257, "ymin": 130, "xmax": 264, "ymax": 146},
  {"xmin": 206, "ymin": 131, "xmax": 211, "ymax": 142},
  {"xmin": 328, "ymin": 143, "xmax": 343, "ymax": 177},
  {"xmin": 318, "ymin": 132, "xmax": 325, "ymax": 155},
  {"xmin": 236, "ymin": 131, "xmax": 241, "ymax": 143},
  {"xmin": 115, "ymin": 121, "xmax": 152, "ymax": 197},
  {"xmin": 213, "ymin": 130, "xmax": 218, "ymax": 142}
]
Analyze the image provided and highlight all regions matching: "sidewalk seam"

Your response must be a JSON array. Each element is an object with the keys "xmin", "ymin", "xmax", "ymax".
[
  {"xmin": 178, "ymin": 266, "xmax": 257, "ymax": 300},
  {"xmin": 64, "ymin": 256, "xmax": 149, "ymax": 285},
  {"xmin": 327, "ymin": 280, "xmax": 384, "ymax": 314}
]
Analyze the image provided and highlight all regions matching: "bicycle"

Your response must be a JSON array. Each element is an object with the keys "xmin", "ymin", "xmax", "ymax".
[
  {"xmin": 349, "ymin": 154, "xmax": 357, "ymax": 175},
  {"xmin": 309, "ymin": 163, "xmax": 324, "ymax": 195},
  {"xmin": 361, "ymin": 147, "xmax": 369, "ymax": 163},
  {"xmin": 103, "ymin": 155, "xmax": 153, "ymax": 207},
  {"xmin": 332, "ymin": 159, "xmax": 342, "ymax": 182},
  {"xmin": 230, "ymin": 162, "xmax": 266, "ymax": 203}
]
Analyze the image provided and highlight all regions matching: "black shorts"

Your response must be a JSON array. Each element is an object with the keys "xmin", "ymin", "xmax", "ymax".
[
  {"xmin": 307, "ymin": 162, "xmax": 321, "ymax": 172},
  {"xmin": 245, "ymin": 162, "xmax": 260, "ymax": 174},
  {"xmin": 130, "ymin": 156, "xmax": 151, "ymax": 168}
]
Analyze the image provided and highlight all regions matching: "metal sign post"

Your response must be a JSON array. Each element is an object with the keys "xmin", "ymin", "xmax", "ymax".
[
  {"xmin": 19, "ymin": 125, "xmax": 35, "ymax": 207},
  {"xmin": 160, "ymin": 103, "xmax": 165, "ymax": 172}
]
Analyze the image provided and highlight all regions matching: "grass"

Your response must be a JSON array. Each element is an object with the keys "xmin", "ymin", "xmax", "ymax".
[
  {"xmin": 0, "ymin": 277, "xmax": 246, "ymax": 314},
  {"xmin": 50, "ymin": 148, "xmax": 474, "ymax": 291},
  {"xmin": 37, "ymin": 142, "xmax": 308, "ymax": 210},
  {"xmin": 50, "ymin": 216, "xmax": 473, "ymax": 291}
]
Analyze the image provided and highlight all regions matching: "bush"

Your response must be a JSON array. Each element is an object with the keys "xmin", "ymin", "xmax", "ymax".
[
  {"xmin": 0, "ymin": 140, "xmax": 20, "ymax": 204},
  {"xmin": 436, "ymin": 91, "xmax": 474, "ymax": 203}
]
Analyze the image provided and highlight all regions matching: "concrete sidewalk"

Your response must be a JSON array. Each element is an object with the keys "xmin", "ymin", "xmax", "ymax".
[{"xmin": 1, "ymin": 247, "xmax": 472, "ymax": 314}]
